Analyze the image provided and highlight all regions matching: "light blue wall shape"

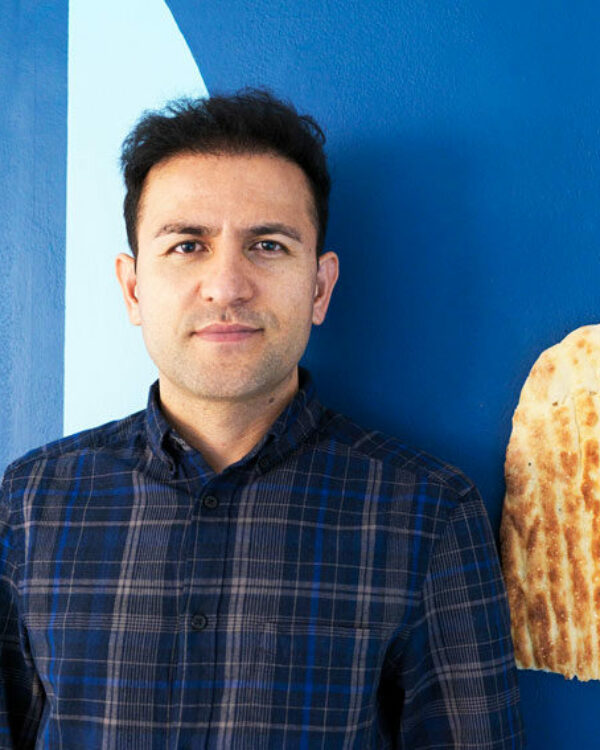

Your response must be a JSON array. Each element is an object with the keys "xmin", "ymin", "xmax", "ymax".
[
  {"xmin": 166, "ymin": 2, "xmax": 600, "ymax": 748},
  {"xmin": 65, "ymin": 0, "xmax": 207, "ymax": 435},
  {"xmin": 0, "ymin": 3, "xmax": 67, "ymax": 472}
]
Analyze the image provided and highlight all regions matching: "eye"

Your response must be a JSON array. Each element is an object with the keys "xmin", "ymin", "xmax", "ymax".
[
  {"xmin": 172, "ymin": 240, "xmax": 203, "ymax": 254},
  {"xmin": 252, "ymin": 239, "xmax": 286, "ymax": 255}
]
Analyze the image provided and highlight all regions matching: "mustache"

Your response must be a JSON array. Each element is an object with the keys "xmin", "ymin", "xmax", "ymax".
[{"xmin": 184, "ymin": 308, "xmax": 275, "ymax": 329}]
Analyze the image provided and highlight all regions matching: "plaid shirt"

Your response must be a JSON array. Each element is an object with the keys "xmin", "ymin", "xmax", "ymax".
[{"xmin": 0, "ymin": 371, "xmax": 523, "ymax": 749}]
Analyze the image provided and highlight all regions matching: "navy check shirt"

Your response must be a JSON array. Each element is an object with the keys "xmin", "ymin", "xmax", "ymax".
[{"xmin": 0, "ymin": 371, "xmax": 524, "ymax": 748}]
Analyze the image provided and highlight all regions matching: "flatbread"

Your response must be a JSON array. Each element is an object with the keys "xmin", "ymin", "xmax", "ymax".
[{"xmin": 501, "ymin": 324, "xmax": 600, "ymax": 681}]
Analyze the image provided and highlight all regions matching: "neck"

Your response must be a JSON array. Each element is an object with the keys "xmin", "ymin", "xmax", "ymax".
[{"xmin": 158, "ymin": 371, "xmax": 299, "ymax": 472}]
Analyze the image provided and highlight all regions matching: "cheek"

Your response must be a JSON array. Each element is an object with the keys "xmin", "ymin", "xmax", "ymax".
[
  {"xmin": 274, "ymin": 280, "xmax": 315, "ymax": 320},
  {"xmin": 136, "ymin": 289, "xmax": 174, "ymax": 337},
  {"xmin": 272, "ymin": 266, "xmax": 316, "ymax": 303},
  {"xmin": 135, "ymin": 271, "xmax": 190, "ymax": 318}
]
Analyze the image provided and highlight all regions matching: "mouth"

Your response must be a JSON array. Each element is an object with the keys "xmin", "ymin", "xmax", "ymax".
[{"xmin": 192, "ymin": 323, "xmax": 263, "ymax": 343}]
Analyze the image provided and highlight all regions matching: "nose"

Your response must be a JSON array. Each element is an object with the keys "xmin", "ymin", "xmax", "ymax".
[{"xmin": 199, "ymin": 245, "xmax": 254, "ymax": 306}]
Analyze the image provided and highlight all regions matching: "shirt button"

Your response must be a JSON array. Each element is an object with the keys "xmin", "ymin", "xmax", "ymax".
[
  {"xmin": 191, "ymin": 613, "xmax": 208, "ymax": 631},
  {"xmin": 258, "ymin": 456, "xmax": 270, "ymax": 471},
  {"xmin": 203, "ymin": 494, "xmax": 219, "ymax": 510}
]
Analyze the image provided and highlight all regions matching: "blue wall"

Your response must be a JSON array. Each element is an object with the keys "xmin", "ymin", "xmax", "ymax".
[
  {"xmin": 0, "ymin": 2, "xmax": 67, "ymax": 472},
  {"xmin": 4, "ymin": 0, "xmax": 600, "ymax": 746}
]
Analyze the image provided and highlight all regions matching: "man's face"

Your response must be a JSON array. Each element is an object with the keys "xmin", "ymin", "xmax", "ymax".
[{"xmin": 116, "ymin": 151, "xmax": 338, "ymax": 405}]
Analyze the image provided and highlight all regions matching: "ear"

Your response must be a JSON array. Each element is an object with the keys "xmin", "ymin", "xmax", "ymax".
[
  {"xmin": 115, "ymin": 253, "xmax": 142, "ymax": 326},
  {"xmin": 312, "ymin": 251, "xmax": 339, "ymax": 325}
]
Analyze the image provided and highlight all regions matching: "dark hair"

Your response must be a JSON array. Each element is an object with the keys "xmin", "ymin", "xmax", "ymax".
[{"xmin": 120, "ymin": 89, "xmax": 330, "ymax": 257}]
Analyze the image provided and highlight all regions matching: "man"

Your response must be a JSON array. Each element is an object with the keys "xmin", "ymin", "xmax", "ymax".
[{"xmin": 0, "ymin": 90, "xmax": 524, "ymax": 748}]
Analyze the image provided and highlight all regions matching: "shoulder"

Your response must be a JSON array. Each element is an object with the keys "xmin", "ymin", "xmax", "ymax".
[
  {"xmin": 316, "ymin": 407, "xmax": 476, "ymax": 503},
  {"xmin": 311, "ymin": 408, "xmax": 490, "ymax": 594},
  {"xmin": 2, "ymin": 409, "xmax": 147, "ymax": 490}
]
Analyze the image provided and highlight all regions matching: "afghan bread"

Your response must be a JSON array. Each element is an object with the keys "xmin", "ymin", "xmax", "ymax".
[{"xmin": 501, "ymin": 324, "xmax": 600, "ymax": 681}]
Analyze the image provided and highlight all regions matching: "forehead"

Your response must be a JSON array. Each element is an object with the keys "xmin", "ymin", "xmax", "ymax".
[{"xmin": 137, "ymin": 151, "xmax": 318, "ymax": 237}]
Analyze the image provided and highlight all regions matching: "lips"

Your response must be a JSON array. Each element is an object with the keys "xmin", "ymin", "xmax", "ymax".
[{"xmin": 193, "ymin": 323, "xmax": 262, "ymax": 342}]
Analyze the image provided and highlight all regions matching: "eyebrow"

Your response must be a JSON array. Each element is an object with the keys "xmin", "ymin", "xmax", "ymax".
[
  {"xmin": 247, "ymin": 223, "xmax": 303, "ymax": 243},
  {"xmin": 154, "ymin": 222, "xmax": 303, "ymax": 243},
  {"xmin": 154, "ymin": 223, "xmax": 214, "ymax": 239}
]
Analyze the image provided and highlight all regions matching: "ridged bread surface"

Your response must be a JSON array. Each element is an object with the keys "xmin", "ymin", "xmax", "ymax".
[{"xmin": 501, "ymin": 324, "xmax": 600, "ymax": 681}]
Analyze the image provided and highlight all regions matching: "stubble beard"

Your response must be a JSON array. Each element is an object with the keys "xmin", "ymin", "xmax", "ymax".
[
  {"xmin": 166, "ymin": 345, "xmax": 299, "ymax": 404},
  {"xmin": 144, "ymin": 306, "xmax": 312, "ymax": 406},
  {"xmin": 152, "ymin": 322, "xmax": 311, "ymax": 406}
]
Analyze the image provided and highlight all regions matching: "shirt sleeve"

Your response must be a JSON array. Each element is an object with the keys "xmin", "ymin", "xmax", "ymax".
[
  {"xmin": 0, "ymin": 476, "xmax": 45, "ymax": 749},
  {"xmin": 392, "ymin": 486, "xmax": 525, "ymax": 749}
]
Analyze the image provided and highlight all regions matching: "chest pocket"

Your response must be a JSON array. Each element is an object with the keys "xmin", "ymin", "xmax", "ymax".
[{"xmin": 256, "ymin": 620, "xmax": 382, "ymax": 736}]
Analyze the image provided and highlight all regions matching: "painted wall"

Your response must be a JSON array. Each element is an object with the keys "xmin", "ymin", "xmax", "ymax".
[
  {"xmin": 3, "ymin": 1, "xmax": 600, "ymax": 747},
  {"xmin": 0, "ymin": 2, "xmax": 67, "ymax": 472}
]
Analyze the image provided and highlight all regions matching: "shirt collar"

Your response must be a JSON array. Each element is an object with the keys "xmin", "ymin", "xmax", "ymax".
[{"xmin": 144, "ymin": 367, "xmax": 324, "ymax": 474}]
